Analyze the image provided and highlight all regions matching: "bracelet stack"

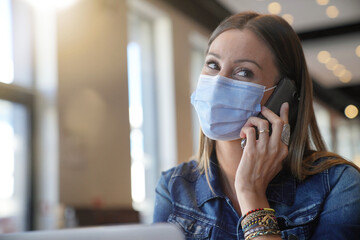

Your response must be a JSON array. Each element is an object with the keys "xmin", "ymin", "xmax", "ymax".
[{"xmin": 241, "ymin": 208, "xmax": 281, "ymax": 240}]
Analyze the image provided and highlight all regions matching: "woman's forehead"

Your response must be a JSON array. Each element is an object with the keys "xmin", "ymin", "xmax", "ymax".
[{"xmin": 208, "ymin": 29, "xmax": 274, "ymax": 63}]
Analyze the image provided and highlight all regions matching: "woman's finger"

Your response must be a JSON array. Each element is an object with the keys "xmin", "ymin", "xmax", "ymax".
[
  {"xmin": 260, "ymin": 102, "xmax": 289, "ymax": 144},
  {"xmin": 260, "ymin": 102, "xmax": 289, "ymax": 124},
  {"xmin": 240, "ymin": 117, "xmax": 269, "ymax": 139},
  {"xmin": 240, "ymin": 126, "xmax": 257, "ymax": 150},
  {"xmin": 279, "ymin": 102, "xmax": 290, "ymax": 124}
]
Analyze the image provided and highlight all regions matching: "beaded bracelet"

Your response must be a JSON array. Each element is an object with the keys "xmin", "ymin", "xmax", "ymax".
[
  {"xmin": 243, "ymin": 222, "xmax": 261, "ymax": 233},
  {"xmin": 244, "ymin": 226, "xmax": 272, "ymax": 238},
  {"xmin": 242, "ymin": 211, "xmax": 275, "ymax": 224},
  {"xmin": 241, "ymin": 210, "xmax": 277, "ymax": 229},
  {"xmin": 242, "ymin": 209, "xmax": 275, "ymax": 219},
  {"xmin": 243, "ymin": 214, "xmax": 279, "ymax": 234},
  {"xmin": 243, "ymin": 219, "xmax": 275, "ymax": 233},
  {"xmin": 243, "ymin": 208, "xmax": 275, "ymax": 218},
  {"xmin": 242, "ymin": 216, "xmax": 264, "ymax": 231},
  {"xmin": 245, "ymin": 229, "xmax": 281, "ymax": 240},
  {"xmin": 241, "ymin": 208, "xmax": 280, "ymax": 239},
  {"xmin": 242, "ymin": 214, "xmax": 274, "ymax": 231},
  {"xmin": 244, "ymin": 208, "xmax": 264, "ymax": 216}
]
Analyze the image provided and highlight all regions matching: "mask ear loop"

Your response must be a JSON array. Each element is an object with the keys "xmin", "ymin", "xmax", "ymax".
[
  {"xmin": 241, "ymin": 84, "xmax": 277, "ymax": 149},
  {"xmin": 264, "ymin": 85, "xmax": 277, "ymax": 92}
]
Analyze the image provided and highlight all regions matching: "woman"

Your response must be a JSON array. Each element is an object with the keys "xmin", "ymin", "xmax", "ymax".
[{"xmin": 153, "ymin": 12, "xmax": 360, "ymax": 240}]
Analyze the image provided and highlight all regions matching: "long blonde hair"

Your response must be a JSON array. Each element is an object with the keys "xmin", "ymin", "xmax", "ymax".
[{"xmin": 196, "ymin": 12, "xmax": 359, "ymax": 185}]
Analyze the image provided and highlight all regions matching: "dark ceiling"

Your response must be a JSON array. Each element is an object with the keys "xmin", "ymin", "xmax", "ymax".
[{"xmin": 159, "ymin": 0, "xmax": 360, "ymax": 119}]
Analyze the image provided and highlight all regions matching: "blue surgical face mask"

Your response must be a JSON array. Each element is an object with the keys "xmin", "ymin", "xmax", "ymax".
[{"xmin": 191, "ymin": 74, "xmax": 276, "ymax": 141}]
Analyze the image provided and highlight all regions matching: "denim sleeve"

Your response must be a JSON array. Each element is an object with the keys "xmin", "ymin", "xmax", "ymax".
[
  {"xmin": 311, "ymin": 165, "xmax": 360, "ymax": 239},
  {"xmin": 153, "ymin": 172, "xmax": 173, "ymax": 223}
]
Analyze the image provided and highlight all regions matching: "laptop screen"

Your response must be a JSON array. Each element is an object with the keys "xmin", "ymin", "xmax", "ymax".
[{"xmin": 0, "ymin": 223, "xmax": 185, "ymax": 240}]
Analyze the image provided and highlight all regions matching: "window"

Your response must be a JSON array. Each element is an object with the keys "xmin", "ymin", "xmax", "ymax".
[
  {"xmin": 127, "ymin": 0, "xmax": 177, "ymax": 223},
  {"xmin": 314, "ymin": 101, "xmax": 333, "ymax": 150},
  {"xmin": 335, "ymin": 117, "xmax": 360, "ymax": 163},
  {"xmin": 127, "ymin": 1, "xmax": 176, "ymax": 223},
  {"xmin": 0, "ymin": 0, "xmax": 14, "ymax": 84},
  {"xmin": 314, "ymin": 100, "xmax": 360, "ymax": 166},
  {"xmin": 127, "ymin": 11, "xmax": 159, "ymax": 219},
  {"xmin": 0, "ymin": 0, "xmax": 34, "ymax": 232},
  {"xmin": 0, "ymin": 99, "xmax": 31, "ymax": 233},
  {"xmin": 127, "ymin": 40, "xmax": 147, "ymax": 207}
]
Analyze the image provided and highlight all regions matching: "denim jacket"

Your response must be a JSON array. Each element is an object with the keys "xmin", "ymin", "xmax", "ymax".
[{"xmin": 153, "ymin": 157, "xmax": 360, "ymax": 240}]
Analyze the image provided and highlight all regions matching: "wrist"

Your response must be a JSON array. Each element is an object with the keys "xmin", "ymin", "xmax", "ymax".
[
  {"xmin": 236, "ymin": 191, "xmax": 270, "ymax": 215},
  {"xmin": 241, "ymin": 208, "xmax": 281, "ymax": 240}
]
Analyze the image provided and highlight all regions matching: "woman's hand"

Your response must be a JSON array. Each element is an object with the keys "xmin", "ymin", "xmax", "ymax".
[{"xmin": 235, "ymin": 102, "xmax": 290, "ymax": 214}]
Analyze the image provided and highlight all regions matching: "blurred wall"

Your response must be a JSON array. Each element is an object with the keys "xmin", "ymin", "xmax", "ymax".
[
  {"xmin": 56, "ymin": 0, "xmax": 209, "ymax": 210},
  {"xmin": 57, "ymin": 0, "xmax": 132, "ymax": 208}
]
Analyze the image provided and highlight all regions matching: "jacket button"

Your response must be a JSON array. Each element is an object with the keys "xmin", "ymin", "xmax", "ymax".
[{"xmin": 288, "ymin": 234, "xmax": 298, "ymax": 240}]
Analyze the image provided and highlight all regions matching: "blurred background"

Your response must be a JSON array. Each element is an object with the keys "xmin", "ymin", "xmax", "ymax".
[{"xmin": 0, "ymin": 0, "xmax": 359, "ymax": 233}]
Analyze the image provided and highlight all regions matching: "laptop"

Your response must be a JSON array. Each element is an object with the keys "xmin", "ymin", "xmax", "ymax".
[{"xmin": 0, "ymin": 223, "xmax": 185, "ymax": 240}]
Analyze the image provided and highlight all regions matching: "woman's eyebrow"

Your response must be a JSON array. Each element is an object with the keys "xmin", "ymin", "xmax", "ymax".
[
  {"xmin": 234, "ymin": 59, "xmax": 262, "ymax": 70},
  {"xmin": 207, "ymin": 52, "xmax": 221, "ymax": 58},
  {"xmin": 207, "ymin": 52, "xmax": 262, "ymax": 70}
]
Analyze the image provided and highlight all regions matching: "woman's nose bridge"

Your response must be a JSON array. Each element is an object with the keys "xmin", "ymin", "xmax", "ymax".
[{"xmin": 218, "ymin": 65, "xmax": 233, "ymax": 79}]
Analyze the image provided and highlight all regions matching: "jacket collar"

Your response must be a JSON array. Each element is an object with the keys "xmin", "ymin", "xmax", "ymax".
[
  {"xmin": 194, "ymin": 152, "xmax": 297, "ymax": 207},
  {"xmin": 195, "ymin": 159, "xmax": 226, "ymax": 207}
]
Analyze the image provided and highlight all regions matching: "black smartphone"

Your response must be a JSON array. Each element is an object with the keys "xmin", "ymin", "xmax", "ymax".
[
  {"xmin": 258, "ymin": 77, "xmax": 299, "ymax": 133},
  {"xmin": 241, "ymin": 78, "xmax": 299, "ymax": 148}
]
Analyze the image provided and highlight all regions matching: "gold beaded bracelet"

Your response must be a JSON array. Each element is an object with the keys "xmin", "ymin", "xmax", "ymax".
[
  {"xmin": 241, "ymin": 208, "xmax": 281, "ymax": 239},
  {"xmin": 245, "ymin": 229, "xmax": 281, "ymax": 240},
  {"xmin": 241, "ymin": 210, "xmax": 277, "ymax": 229}
]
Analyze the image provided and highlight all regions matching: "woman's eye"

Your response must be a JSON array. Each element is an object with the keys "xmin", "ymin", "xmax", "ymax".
[
  {"xmin": 235, "ymin": 69, "xmax": 253, "ymax": 78},
  {"xmin": 206, "ymin": 61, "xmax": 219, "ymax": 70}
]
